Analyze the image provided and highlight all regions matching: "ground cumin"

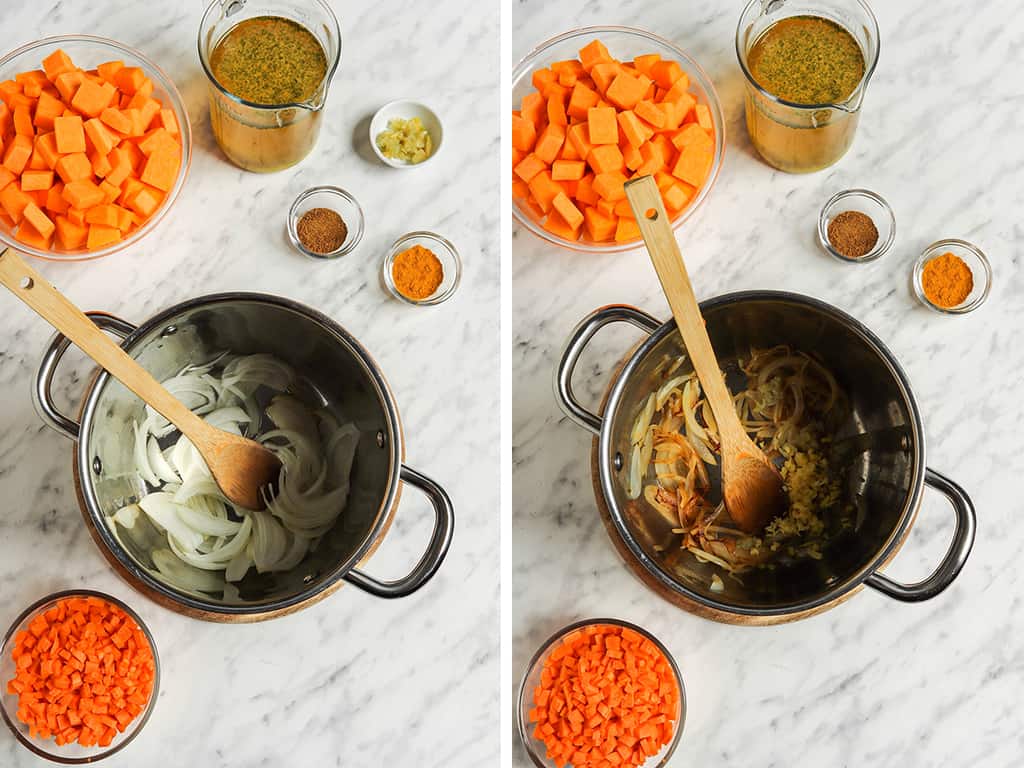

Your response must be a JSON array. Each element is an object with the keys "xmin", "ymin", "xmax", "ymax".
[
  {"xmin": 296, "ymin": 207, "xmax": 348, "ymax": 254},
  {"xmin": 827, "ymin": 210, "xmax": 878, "ymax": 258},
  {"xmin": 392, "ymin": 245, "xmax": 443, "ymax": 300},
  {"xmin": 921, "ymin": 252, "xmax": 973, "ymax": 308}
]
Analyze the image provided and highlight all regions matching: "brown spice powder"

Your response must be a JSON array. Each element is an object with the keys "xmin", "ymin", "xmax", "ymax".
[
  {"xmin": 827, "ymin": 210, "xmax": 879, "ymax": 258},
  {"xmin": 296, "ymin": 207, "xmax": 348, "ymax": 254}
]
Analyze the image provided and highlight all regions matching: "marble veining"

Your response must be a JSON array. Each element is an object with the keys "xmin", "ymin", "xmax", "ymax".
[
  {"xmin": 511, "ymin": 1, "xmax": 1022, "ymax": 766},
  {"xmin": 0, "ymin": 1, "xmax": 499, "ymax": 766}
]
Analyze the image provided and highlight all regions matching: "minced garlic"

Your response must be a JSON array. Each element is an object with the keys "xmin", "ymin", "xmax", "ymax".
[{"xmin": 376, "ymin": 117, "xmax": 433, "ymax": 164}]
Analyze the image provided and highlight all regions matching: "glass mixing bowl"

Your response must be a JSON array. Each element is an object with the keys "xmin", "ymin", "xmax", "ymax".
[
  {"xmin": 511, "ymin": 26, "xmax": 725, "ymax": 253},
  {"xmin": 0, "ymin": 35, "xmax": 192, "ymax": 262}
]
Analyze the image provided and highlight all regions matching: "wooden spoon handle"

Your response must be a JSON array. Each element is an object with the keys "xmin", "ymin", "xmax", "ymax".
[
  {"xmin": 624, "ymin": 176, "xmax": 744, "ymax": 443},
  {"xmin": 0, "ymin": 249, "xmax": 210, "ymax": 442}
]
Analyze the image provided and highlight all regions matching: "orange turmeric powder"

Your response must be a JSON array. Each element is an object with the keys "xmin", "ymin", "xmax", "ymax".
[
  {"xmin": 392, "ymin": 245, "xmax": 443, "ymax": 300},
  {"xmin": 921, "ymin": 252, "xmax": 973, "ymax": 308}
]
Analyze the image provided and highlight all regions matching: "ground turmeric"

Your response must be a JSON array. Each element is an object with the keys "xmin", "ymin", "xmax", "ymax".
[
  {"xmin": 391, "ymin": 245, "xmax": 443, "ymax": 300},
  {"xmin": 921, "ymin": 252, "xmax": 973, "ymax": 308}
]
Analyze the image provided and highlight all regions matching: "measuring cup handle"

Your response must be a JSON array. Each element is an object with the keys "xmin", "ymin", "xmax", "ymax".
[{"xmin": 33, "ymin": 312, "xmax": 136, "ymax": 441}]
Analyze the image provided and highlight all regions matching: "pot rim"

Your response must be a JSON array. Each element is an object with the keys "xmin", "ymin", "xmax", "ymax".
[
  {"xmin": 597, "ymin": 290, "xmax": 926, "ymax": 617},
  {"xmin": 75, "ymin": 292, "xmax": 404, "ymax": 616}
]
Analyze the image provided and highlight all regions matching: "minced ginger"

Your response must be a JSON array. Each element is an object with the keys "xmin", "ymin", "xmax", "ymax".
[{"xmin": 376, "ymin": 117, "xmax": 433, "ymax": 164}]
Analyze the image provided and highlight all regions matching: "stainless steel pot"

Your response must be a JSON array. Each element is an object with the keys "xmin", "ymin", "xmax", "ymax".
[
  {"xmin": 33, "ymin": 293, "xmax": 454, "ymax": 622},
  {"xmin": 555, "ymin": 292, "xmax": 975, "ymax": 624}
]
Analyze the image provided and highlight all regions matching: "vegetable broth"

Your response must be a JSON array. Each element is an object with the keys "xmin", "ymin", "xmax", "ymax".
[
  {"xmin": 742, "ymin": 15, "xmax": 867, "ymax": 173},
  {"xmin": 206, "ymin": 16, "xmax": 329, "ymax": 172}
]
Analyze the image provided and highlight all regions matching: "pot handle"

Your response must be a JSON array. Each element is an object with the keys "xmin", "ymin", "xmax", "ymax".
[
  {"xmin": 343, "ymin": 465, "xmax": 455, "ymax": 599},
  {"xmin": 33, "ymin": 312, "xmax": 137, "ymax": 441},
  {"xmin": 554, "ymin": 305, "xmax": 661, "ymax": 436},
  {"xmin": 865, "ymin": 468, "xmax": 976, "ymax": 602}
]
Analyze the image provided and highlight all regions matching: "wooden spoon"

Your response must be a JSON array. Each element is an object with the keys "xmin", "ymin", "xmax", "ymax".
[
  {"xmin": 625, "ymin": 176, "xmax": 786, "ymax": 534},
  {"xmin": 0, "ymin": 249, "xmax": 279, "ymax": 510}
]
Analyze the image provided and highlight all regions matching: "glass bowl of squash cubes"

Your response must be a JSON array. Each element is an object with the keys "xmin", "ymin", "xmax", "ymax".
[
  {"xmin": 511, "ymin": 26, "xmax": 725, "ymax": 254},
  {"xmin": 0, "ymin": 35, "xmax": 191, "ymax": 262}
]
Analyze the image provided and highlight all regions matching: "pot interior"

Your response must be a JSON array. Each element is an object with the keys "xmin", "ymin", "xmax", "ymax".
[
  {"xmin": 602, "ymin": 294, "xmax": 922, "ymax": 613},
  {"xmin": 79, "ymin": 295, "xmax": 399, "ymax": 612}
]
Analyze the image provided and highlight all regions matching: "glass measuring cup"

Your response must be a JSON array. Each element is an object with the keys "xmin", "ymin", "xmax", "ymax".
[
  {"xmin": 198, "ymin": 0, "xmax": 341, "ymax": 172},
  {"xmin": 736, "ymin": 0, "xmax": 879, "ymax": 173}
]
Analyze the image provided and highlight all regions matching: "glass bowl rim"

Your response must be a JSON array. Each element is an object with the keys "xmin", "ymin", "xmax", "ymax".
[
  {"xmin": 381, "ymin": 230, "xmax": 462, "ymax": 306},
  {"xmin": 0, "ymin": 34, "xmax": 193, "ymax": 262},
  {"xmin": 817, "ymin": 187, "xmax": 895, "ymax": 264},
  {"xmin": 287, "ymin": 185, "xmax": 366, "ymax": 259},
  {"xmin": 0, "ymin": 588, "xmax": 161, "ymax": 764},
  {"xmin": 510, "ymin": 25, "xmax": 727, "ymax": 254},
  {"xmin": 516, "ymin": 617, "xmax": 686, "ymax": 768},
  {"xmin": 912, "ymin": 237, "xmax": 992, "ymax": 315}
]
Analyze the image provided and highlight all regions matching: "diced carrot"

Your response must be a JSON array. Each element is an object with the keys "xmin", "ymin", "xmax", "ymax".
[
  {"xmin": 54, "ymin": 115, "xmax": 87, "ymax": 154},
  {"xmin": 635, "ymin": 100, "xmax": 666, "ymax": 129},
  {"xmin": 519, "ymin": 92, "xmax": 544, "ymax": 126},
  {"xmin": 67, "ymin": 207, "xmax": 85, "ymax": 226},
  {"xmin": 587, "ymin": 106, "xmax": 618, "ymax": 145},
  {"xmin": 512, "ymin": 114, "xmax": 537, "ymax": 152},
  {"xmin": 3, "ymin": 134, "xmax": 33, "ymax": 174},
  {"xmin": 52, "ymin": 70, "xmax": 83, "ymax": 102},
  {"xmin": 672, "ymin": 143, "xmax": 714, "ymax": 187},
  {"xmin": 41, "ymin": 49, "xmax": 75, "ymax": 80},
  {"xmin": 587, "ymin": 144, "xmax": 624, "ymax": 175},
  {"xmin": 605, "ymin": 72, "xmax": 648, "ymax": 110},
  {"xmin": 32, "ymin": 91, "xmax": 64, "ymax": 131},
  {"xmin": 86, "ymin": 223, "xmax": 121, "ymax": 249},
  {"xmin": 13, "ymin": 105, "xmax": 34, "ymax": 137},
  {"xmin": 527, "ymin": 170, "xmax": 564, "ymax": 214},
  {"xmin": 23, "ymin": 202, "xmax": 55, "ymax": 238},
  {"xmin": 0, "ymin": 166, "xmax": 15, "ymax": 193},
  {"xmin": 99, "ymin": 107, "xmax": 131, "ymax": 136},
  {"xmin": 70, "ymin": 79, "xmax": 112, "ymax": 118},
  {"xmin": 593, "ymin": 171, "xmax": 628, "ymax": 201},
  {"xmin": 663, "ymin": 182, "xmax": 694, "ymax": 212},
  {"xmin": 633, "ymin": 53, "xmax": 661, "ymax": 75},
  {"xmin": 113, "ymin": 67, "xmax": 146, "ymax": 95},
  {"xmin": 552, "ymin": 192, "xmax": 584, "ymax": 231},
  {"xmin": 105, "ymin": 148, "xmax": 132, "ymax": 187},
  {"xmin": 62, "ymin": 179, "xmax": 104, "ymax": 209},
  {"xmin": 575, "ymin": 173, "xmax": 599, "ymax": 207},
  {"xmin": 578, "ymin": 39, "xmax": 613, "ymax": 71},
  {"xmin": 567, "ymin": 122, "xmax": 594, "ymax": 160},
  {"xmin": 0, "ymin": 183, "xmax": 33, "ymax": 222},
  {"xmin": 694, "ymin": 103, "xmax": 714, "ymax": 132},
  {"xmin": 615, "ymin": 216, "xmax": 641, "ymax": 242},
  {"xmin": 89, "ymin": 150, "xmax": 112, "ymax": 178},
  {"xmin": 98, "ymin": 180, "xmax": 121, "ymax": 205},
  {"xmin": 46, "ymin": 181, "xmax": 68, "ymax": 214},
  {"xmin": 55, "ymin": 153, "xmax": 92, "ymax": 183},
  {"xmin": 567, "ymin": 82, "xmax": 600, "ymax": 121},
  {"xmin": 21, "ymin": 170, "xmax": 53, "ymax": 192},
  {"xmin": 622, "ymin": 141, "xmax": 643, "ymax": 172},
  {"xmin": 84, "ymin": 204, "xmax": 119, "ymax": 227},
  {"xmin": 547, "ymin": 93, "xmax": 568, "ymax": 127},
  {"xmin": 139, "ymin": 147, "xmax": 179, "ymax": 192},
  {"xmin": 14, "ymin": 219, "xmax": 52, "ymax": 249},
  {"xmin": 551, "ymin": 160, "xmax": 586, "ymax": 181},
  {"xmin": 514, "ymin": 153, "xmax": 547, "ymax": 183},
  {"xmin": 542, "ymin": 209, "xmax": 581, "ymax": 241},
  {"xmin": 126, "ymin": 185, "xmax": 161, "ymax": 217},
  {"xmin": 115, "ymin": 206, "xmax": 135, "ymax": 232},
  {"xmin": 83, "ymin": 118, "xmax": 117, "ymax": 156},
  {"xmin": 590, "ymin": 62, "xmax": 619, "ymax": 95},
  {"xmin": 650, "ymin": 60, "xmax": 684, "ymax": 89},
  {"xmin": 671, "ymin": 123, "xmax": 713, "ymax": 152},
  {"xmin": 617, "ymin": 110, "xmax": 652, "ymax": 149}
]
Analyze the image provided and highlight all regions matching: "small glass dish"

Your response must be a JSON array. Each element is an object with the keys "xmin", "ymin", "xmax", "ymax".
[
  {"xmin": 369, "ymin": 99, "xmax": 443, "ymax": 168},
  {"xmin": 381, "ymin": 231, "xmax": 461, "ymax": 306},
  {"xmin": 287, "ymin": 186, "xmax": 365, "ymax": 259},
  {"xmin": 913, "ymin": 238, "xmax": 992, "ymax": 315},
  {"xmin": 517, "ymin": 618, "xmax": 685, "ymax": 768},
  {"xmin": 0, "ymin": 589, "xmax": 160, "ymax": 764},
  {"xmin": 817, "ymin": 188, "xmax": 895, "ymax": 263}
]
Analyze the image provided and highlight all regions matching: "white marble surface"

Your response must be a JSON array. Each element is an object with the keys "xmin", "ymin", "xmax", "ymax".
[
  {"xmin": 0, "ymin": 1, "xmax": 498, "ymax": 766},
  {"xmin": 512, "ymin": 1, "xmax": 1022, "ymax": 766}
]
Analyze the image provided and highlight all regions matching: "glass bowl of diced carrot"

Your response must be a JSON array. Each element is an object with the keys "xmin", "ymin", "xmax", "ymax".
[
  {"xmin": 0, "ymin": 35, "xmax": 191, "ymax": 262},
  {"xmin": 511, "ymin": 27, "xmax": 725, "ymax": 253},
  {"xmin": 0, "ymin": 590, "xmax": 160, "ymax": 763},
  {"xmin": 517, "ymin": 618, "xmax": 685, "ymax": 768}
]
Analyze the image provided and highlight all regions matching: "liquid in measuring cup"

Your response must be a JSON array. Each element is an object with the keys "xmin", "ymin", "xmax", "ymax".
[
  {"xmin": 737, "ymin": 1, "xmax": 878, "ymax": 173},
  {"xmin": 200, "ymin": 4, "xmax": 339, "ymax": 173}
]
